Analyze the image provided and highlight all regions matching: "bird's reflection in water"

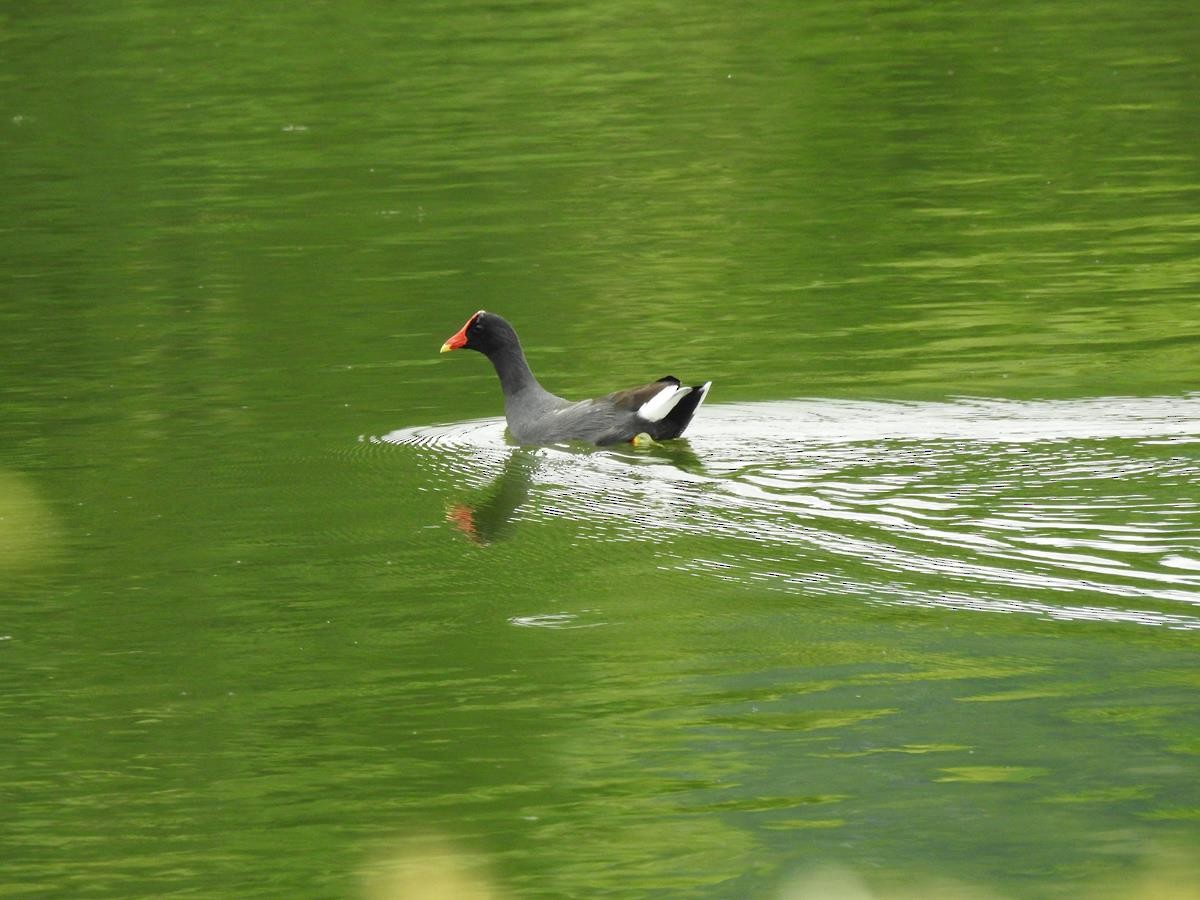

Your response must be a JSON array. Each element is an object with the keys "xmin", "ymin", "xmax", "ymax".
[
  {"xmin": 611, "ymin": 437, "xmax": 706, "ymax": 476},
  {"xmin": 446, "ymin": 440, "xmax": 705, "ymax": 545},
  {"xmin": 446, "ymin": 449, "xmax": 538, "ymax": 545}
]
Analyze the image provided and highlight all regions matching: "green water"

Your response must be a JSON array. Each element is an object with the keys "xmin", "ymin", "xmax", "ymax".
[{"xmin": 3, "ymin": 2, "xmax": 1199, "ymax": 897}]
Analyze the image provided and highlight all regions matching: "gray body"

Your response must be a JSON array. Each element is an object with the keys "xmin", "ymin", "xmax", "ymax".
[{"xmin": 451, "ymin": 312, "xmax": 709, "ymax": 446}]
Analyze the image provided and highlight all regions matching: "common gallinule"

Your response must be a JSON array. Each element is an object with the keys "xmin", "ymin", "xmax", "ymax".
[{"xmin": 440, "ymin": 310, "xmax": 711, "ymax": 446}]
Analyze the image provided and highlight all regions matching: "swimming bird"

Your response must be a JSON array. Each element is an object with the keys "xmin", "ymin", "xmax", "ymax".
[{"xmin": 440, "ymin": 310, "xmax": 711, "ymax": 446}]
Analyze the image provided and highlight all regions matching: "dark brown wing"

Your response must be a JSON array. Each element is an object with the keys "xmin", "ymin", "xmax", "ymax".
[{"xmin": 600, "ymin": 376, "xmax": 680, "ymax": 412}]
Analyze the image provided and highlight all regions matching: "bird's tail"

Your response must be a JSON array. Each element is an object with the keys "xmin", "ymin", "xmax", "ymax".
[{"xmin": 650, "ymin": 381, "xmax": 711, "ymax": 440}]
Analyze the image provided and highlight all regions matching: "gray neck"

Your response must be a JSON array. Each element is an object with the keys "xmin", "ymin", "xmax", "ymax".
[{"xmin": 486, "ymin": 340, "xmax": 545, "ymax": 401}]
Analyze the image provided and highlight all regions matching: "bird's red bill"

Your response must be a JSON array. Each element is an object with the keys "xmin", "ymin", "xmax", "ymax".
[{"xmin": 440, "ymin": 313, "xmax": 478, "ymax": 353}]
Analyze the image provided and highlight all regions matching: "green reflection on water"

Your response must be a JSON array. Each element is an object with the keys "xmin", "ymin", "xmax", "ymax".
[{"xmin": 2, "ymin": 0, "xmax": 1200, "ymax": 898}]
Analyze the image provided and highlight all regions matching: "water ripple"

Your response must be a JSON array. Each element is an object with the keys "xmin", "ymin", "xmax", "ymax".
[{"xmin": 379, "ymin": 395, "xmax": 1200, "ymax": 629}]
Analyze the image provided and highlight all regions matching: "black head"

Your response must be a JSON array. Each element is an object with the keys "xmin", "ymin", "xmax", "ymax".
[{"xmin": 440, "ymin": 310, "xmax": 519, "ymax": 357}]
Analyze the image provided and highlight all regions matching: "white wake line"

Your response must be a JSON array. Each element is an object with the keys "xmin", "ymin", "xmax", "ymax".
[
  {"xmin": 380, "ymin": 393, "xmax": 1200, "ymax": 449},
  {"xmin": 674, "ymin": 559, "xmax": 1200, "ymax": 631},
  {"xmin": 554, "ymin": 471, "xmax": 1200, "ymax": 606},
  {"xmin": 692, "ymin": 396, "xmax": 1200, "ymax": 445}
]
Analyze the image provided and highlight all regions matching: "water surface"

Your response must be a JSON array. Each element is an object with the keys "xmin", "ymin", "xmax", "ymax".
[{"xmin": 2, "ymin": 0, "xmax": 1200, "ymax": 897}]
